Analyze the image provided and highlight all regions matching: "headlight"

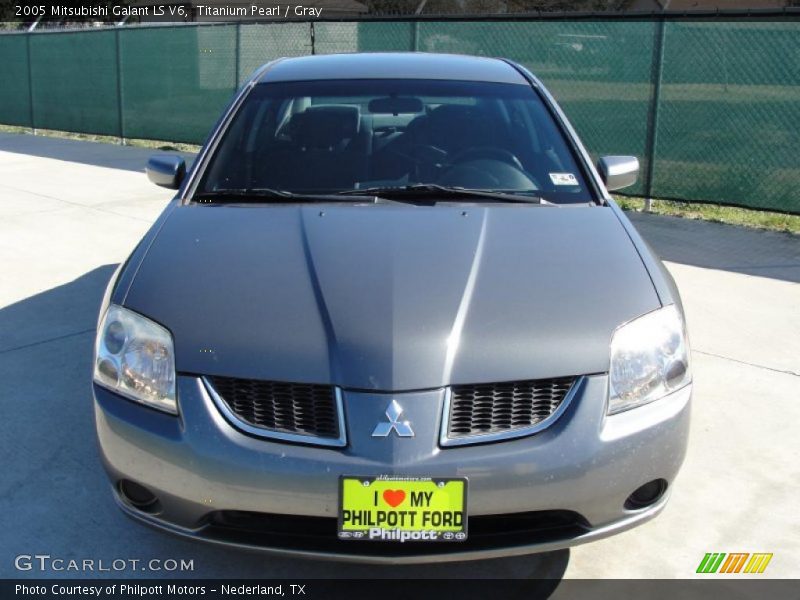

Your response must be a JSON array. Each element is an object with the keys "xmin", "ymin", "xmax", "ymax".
[
  {"xmin": 608, "ymin": 304, "xmax": 691, "ymax": 414},
  {"xmin": 94, "ymin": 304, "xmax": 177, "ymax": 414}
]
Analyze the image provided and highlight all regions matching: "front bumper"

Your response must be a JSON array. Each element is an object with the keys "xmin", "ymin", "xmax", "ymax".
[{"xmin": 94, "ymin": 375, "xmax": 691, "ymax": 563}]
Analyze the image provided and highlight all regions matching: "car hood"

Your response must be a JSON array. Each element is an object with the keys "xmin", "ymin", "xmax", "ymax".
[{"xmin": 123, "ymin": 204, "xmax": 660, "ymax": 391}]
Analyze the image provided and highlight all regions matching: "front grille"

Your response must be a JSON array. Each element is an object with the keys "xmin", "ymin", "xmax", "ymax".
[
  {"xmin": 205, "ymin": 376, "xmax": 340, "ymax": 442},
  {"xmin": 205, "ymin": 510, "xmax": 589, "ymax": 557},
  {"xmin": 446, "ymin": 377, "xmax": 577, "ymax": 442}
]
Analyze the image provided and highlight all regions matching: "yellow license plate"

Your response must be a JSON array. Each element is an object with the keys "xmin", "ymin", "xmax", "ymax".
[{"xmin": 338, "ymin": 476, "xmax": 467, "ymax": 542}]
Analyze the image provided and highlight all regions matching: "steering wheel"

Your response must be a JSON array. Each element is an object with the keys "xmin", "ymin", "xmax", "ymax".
[
  {"xmin": 384, "ymin": 144, "xmax": 449, "ymax": 180},
  {"xmin": 445, "ymin": 147, "xmax": 525, "ymax": 172}
]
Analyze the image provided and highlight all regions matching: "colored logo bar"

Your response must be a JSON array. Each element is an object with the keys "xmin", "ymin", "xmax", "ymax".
[{"xmin": 697, "ymin": 553, "xmax": 773, "ymax": 574}]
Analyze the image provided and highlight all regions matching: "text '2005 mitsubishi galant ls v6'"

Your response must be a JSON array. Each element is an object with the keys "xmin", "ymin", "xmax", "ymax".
[{"xmin": 93, "ymin": 53, "xmax": 691, "ymax": 563}]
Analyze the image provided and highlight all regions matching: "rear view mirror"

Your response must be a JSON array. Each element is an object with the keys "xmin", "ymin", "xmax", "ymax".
[
  {"xmin": 597, "ymin": 156, "xmax": 639, "ymax": 191},
  {"xmin": 146, "ymin": 154, "xmax": 186, "ymax": 190},
  {"xmin": 368, "ymin": 96, "xmax": 424, "ymax": 115}
]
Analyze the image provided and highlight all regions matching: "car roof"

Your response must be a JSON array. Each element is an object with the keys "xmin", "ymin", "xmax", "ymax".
[{"xmin": 256, "ymin": 52, "xmax": 528, "ymax": 85}]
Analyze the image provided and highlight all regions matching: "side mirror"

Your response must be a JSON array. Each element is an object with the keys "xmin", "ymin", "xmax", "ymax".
[
  {"xmin": 146, "ymin": 154, "xmax": 186, "ymax": 190},
  {"xmin": 597, "ymin": 156, "xmax": 639, "ymax": 191}
]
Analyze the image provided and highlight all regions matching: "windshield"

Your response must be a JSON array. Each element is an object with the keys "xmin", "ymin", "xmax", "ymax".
[{"xmin": 195, "ymin": 79, "xmax": 591, "ymax": 204}]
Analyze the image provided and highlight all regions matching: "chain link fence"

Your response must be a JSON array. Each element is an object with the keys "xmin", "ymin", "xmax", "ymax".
[{"xmin": 0, "ymin": 18, "xmax": 797, "ymax": 213}]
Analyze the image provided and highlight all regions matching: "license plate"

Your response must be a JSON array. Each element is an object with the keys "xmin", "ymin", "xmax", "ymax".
[{"xmin": 338, "ymin": 476, "xmax": 467, "ymax": 542}]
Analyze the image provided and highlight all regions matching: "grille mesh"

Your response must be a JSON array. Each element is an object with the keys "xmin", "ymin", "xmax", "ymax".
[
  {"xmin": 447, "ymin": 377, "xmax": 576, "ymax": 439},
  {"xmin": 207, "ymin": 376, "xmax": 339, "ymax": 439}
]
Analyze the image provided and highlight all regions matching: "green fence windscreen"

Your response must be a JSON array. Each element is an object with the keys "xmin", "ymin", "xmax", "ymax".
[
  {"xmin": 314, "ymin": 22, "xmax": 362, "ymax": 54},
  {"xmin": 120, "ymin": 25, "xmax": 237, "ymax": 144},
  {"xmin": 356, "ymin": 21, "xmax": 415, "ymax": 52},
  {"xmin": 29, "ymin": 30, "xmax": 120, "ymax": 136},
  {"xmin": 238, "ymin": 22, "xmax": 311, "ymax": 82},
  {"xmin": 0, "ymin": 35, "xmax": 31, "ymax": 127},
  {"xmin": 0, "ymin": 20, "xmax": 798, "ymax": 213},
  {"xmin": 654, "ymin": 22, "xmax": 800, "ymax": 212}
]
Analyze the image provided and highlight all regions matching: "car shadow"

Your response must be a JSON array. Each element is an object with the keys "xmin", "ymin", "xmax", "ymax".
[
  {"xmin": 626, "ymin": 211, "xmax": 800, "ymax": 284},
  {"xmin": 0, "ymin": 265, "xmax": 567, "ymax": 589},
  {"xmin": 0, "ymin": 132, "xmax": 195, "ymax": 173}
]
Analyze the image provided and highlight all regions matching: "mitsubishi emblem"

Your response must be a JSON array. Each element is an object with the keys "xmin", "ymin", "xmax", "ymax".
[{"xmin": 371, "ymin": 400, "xmax": 415, "ymax": 438}]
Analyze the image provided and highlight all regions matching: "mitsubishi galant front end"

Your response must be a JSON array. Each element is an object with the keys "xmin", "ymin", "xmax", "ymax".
[{"xmin": 93, "ymin": 53, "xmax": 691, "ymax": 563}]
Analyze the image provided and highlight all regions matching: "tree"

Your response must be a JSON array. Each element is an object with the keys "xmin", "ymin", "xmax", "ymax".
[{"xmin": 0, "ymin": 0, "xmax": 18, "ymax": 22}]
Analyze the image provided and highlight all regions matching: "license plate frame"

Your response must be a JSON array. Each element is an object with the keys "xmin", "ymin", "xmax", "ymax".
[{"xmin": 337, "ymin": 476, "xmax": 468, "ymax": 542}]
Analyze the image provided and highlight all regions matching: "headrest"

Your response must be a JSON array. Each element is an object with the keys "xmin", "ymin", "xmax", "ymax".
[{"xmin": 291, "ymin": 105, "xmax": 360, "ymax": 150}]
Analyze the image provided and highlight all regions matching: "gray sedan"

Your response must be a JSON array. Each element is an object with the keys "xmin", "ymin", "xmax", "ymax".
[{"xmin": 93, "ymin": 53, "xmax": 691, "ymax": 563}]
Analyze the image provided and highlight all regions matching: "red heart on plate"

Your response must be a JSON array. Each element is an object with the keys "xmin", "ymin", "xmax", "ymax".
[{"xmin": 383, "ymin": 489, "xmax": 406, "ymax": 508}]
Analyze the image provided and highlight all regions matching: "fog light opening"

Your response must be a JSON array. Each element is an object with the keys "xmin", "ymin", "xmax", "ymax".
[
  {"xmin": 118, "ymin": 479, "xmax": 160, "ymax": 513},
  {"xmin": 625, "ymin": 479, "xmax": 668, "ymax": 510}
]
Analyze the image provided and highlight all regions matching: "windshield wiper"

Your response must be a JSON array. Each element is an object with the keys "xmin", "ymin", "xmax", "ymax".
[
  {"xmin": 337, "ymin": 184, "xmax": 548, "ymax": 205},
  {"xmin": 193, "ymin": 188, "xmax": 374, "ymax": 203}
]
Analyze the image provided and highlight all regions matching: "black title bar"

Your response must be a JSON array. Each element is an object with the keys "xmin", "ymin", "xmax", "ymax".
[
  {"xmin": 3, "ymin": 2, "xmax": 800, "ymax": 26},
  {"xmin": 4, "ymin": 579, "xmax": 800, "ymax": 600}
]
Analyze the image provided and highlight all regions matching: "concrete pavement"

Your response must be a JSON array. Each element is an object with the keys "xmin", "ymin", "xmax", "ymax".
[{"xmin": 0, "ymin": 132, "xmax": 797, "ymax": 579}]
